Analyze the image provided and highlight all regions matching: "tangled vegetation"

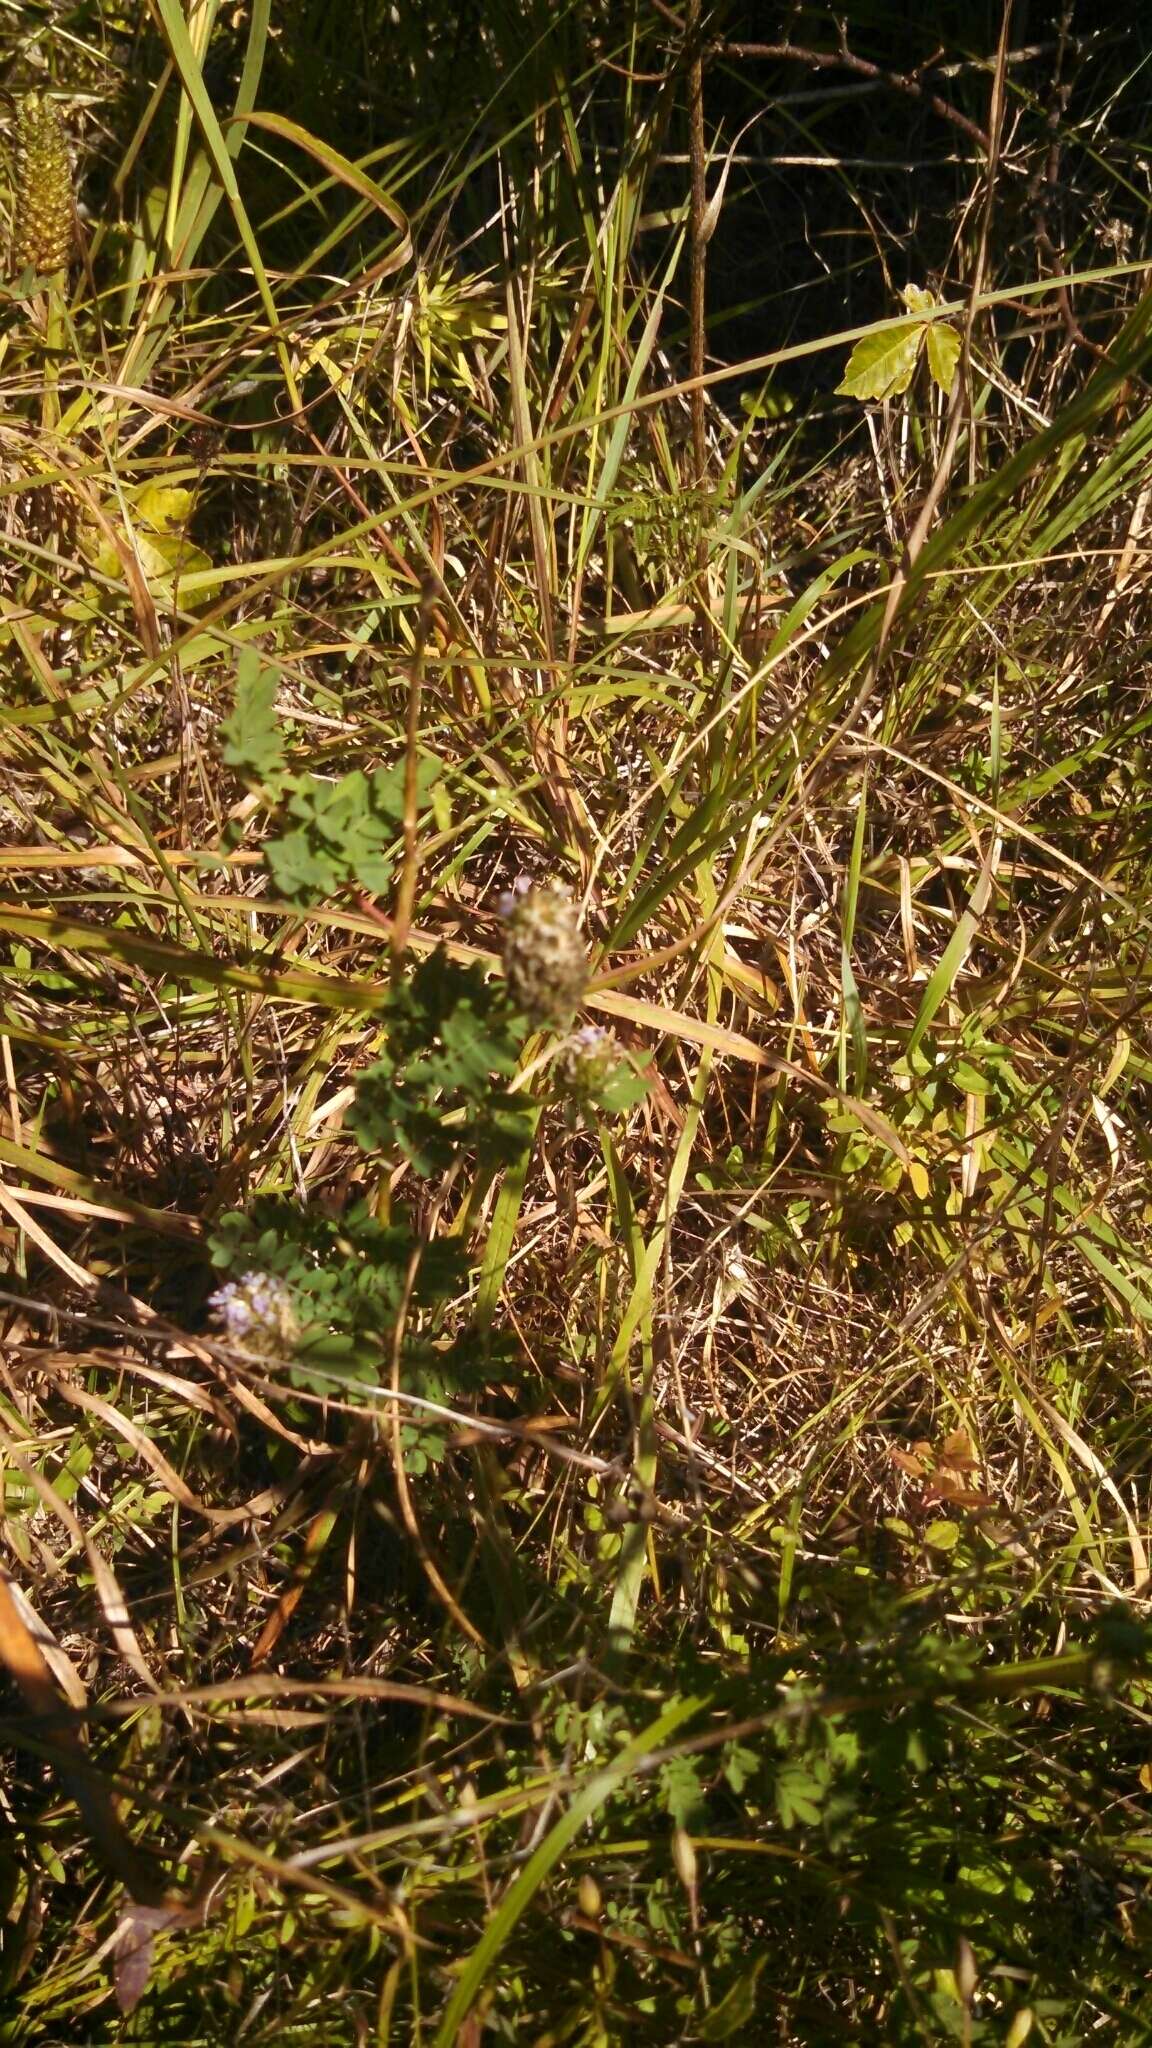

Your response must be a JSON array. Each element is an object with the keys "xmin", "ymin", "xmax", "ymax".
[{"xmin": 2, "ymin": 2, "xmax": 1152, "ymax": 2040}]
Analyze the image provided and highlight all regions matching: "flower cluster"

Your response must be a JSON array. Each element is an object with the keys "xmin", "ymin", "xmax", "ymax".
[
  {"xmin": 556, "ymin": 1023, "xmax": 622, "ymax": 1102},
  {"xmin": 501, "ymin": 881, "xmax": 588, "ymax": 1029},
  {"xmin": 208, "ymin": 1271, "xmax": 300, "ymax": 1355}
]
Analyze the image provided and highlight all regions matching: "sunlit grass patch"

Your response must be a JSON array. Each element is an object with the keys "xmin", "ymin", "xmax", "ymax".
[{"xmin": 2, "ymin": 4, "xmax": 1152, "ymax": 2042}]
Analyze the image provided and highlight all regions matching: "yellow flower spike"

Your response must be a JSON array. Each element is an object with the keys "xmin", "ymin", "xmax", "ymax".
[{"xmin": 11, "ymin": 92, "xmax": 73, "ymax": 278}]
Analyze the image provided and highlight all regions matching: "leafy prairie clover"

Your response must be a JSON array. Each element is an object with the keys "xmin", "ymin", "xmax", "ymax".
[
  {"xmin": 501, "ymin": 879, "xmax": 588, "ymax": 1029},
  {"xmin": 557, "ymin": 1024, "xmax": 619, "ymax": 1100},
  {"xmin": 208, "ymin": 1271, "xmax": 300, "ymax": 1356},
  {"xmin": 10, "ymin": 92, "xmax": 73, "ymax": 277}
]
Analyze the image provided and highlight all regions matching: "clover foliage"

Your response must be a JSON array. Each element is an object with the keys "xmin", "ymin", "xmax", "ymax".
[
  {"xmin": 208, "ymin": 1197, "xmax": 464, "ymax": 1382},
  {"xmin": 349, "ymin": 950, "xmax": 534, "ymax": 1174}
]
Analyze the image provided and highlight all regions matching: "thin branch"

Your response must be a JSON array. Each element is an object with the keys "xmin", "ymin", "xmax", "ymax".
[{"xmin": 718, "ymin": 39, "xmax": 990, "ymax": 152}]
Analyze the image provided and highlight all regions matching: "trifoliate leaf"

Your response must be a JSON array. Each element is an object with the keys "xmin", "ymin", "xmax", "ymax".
[
  {"xmin": 838, "ymin": 288, "xmax": 962, "ymax": 404},
  {"xmin": 836, "ymin": 321, "xmax": 924, "ymax": 401}
]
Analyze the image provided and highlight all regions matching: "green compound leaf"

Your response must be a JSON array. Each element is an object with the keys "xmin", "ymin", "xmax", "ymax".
[
  {"xmin": 208, "ymin": 1196, "xmax": 469, "ymax": 1405},
  {"xmin": 223, "ymin": 658, "xmax": 441, "ymax": 902},
  {"xmin": 263, "ymin": 825, "xmax": 343, "ymax": 900},
  {"xmin": 348, "ymin": 949, "xmax": 534, "ymax": 1175},
  {"xmin": 774, "ymin": 1758, "xmax": 828, "ymax": 1829},
  {"xmin": 657, "ymin": 1753, "xmax": 707, "ymax": 1829},
  {"xmin": 265, "ymin": 759, "xmax": 436, "ymax": 903}
]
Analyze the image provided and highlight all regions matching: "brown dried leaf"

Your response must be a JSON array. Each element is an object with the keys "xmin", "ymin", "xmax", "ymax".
[{"xmin": 114, "ymin": 1901, "xmax": 198, "ymax": 2016}]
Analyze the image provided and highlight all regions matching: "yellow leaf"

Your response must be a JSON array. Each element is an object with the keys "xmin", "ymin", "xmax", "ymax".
[
  {"xmin": 907, "ymin": 1158, "xmax": 931, "ymax": 1199},
  {"xmin": 132, "ymin": 482, "xmax": 193, "ymax": 534},
  {"xmin": 78, "ymin": 481, "xmax": 211, "ymax": 588}
]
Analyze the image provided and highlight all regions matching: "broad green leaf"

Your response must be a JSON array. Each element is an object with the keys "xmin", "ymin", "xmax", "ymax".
[
  {"xmin": 953, "ymin": 1060, "xmax": 992, "ymax": 1094},
  {"xmin": 926, "ymin": 318, "xmax": 962, "ymax": 393},
  {"xmin": 836, "ymin": 320, "xmax": 924, "ymax": 401},
  {"xmin": 80, "ymin": 481, "xmax": 211, "ymax": 586},
  {"xmin": 699, "ymin": 1960, "xmax": 768, "ymax": 2041},
  {"xmin": 137, "ymin": 532, "xmax": 213, "ymax": 582}
]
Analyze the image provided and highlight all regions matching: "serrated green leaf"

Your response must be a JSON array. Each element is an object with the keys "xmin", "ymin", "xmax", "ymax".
[
  {"xmin": 265, "ymin": 826, "xmax": 341, "ymax": 899},
  {"xmin": 836, "ymin": 321, "xmax": 924, "ymax": 401},
  {"xmin": 900, "ymin": 283, "xmax": 936, "ymax": 316},
  {"xmin": 221, "ymin": 649, "xmax": 286, "ymax": 787},
  {"xmin": 774, "ymin": 1761, "xmax": 826, "ymax": 1828},
  {"xmin": 926, "ymin": 318, "xmax": 962, "ymax": 394},
  {"xmin": 658, "ymin": 1754, "xmax": 707, "ymax": 1829}
]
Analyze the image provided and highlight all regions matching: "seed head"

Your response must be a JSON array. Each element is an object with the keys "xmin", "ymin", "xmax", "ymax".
[
  {"xmin": 11, "ymin": 93, "xmax": 73, "ymax": 277},
  {"xmin": 502, "ymin": 881, "xmax": 588, "ymax": 1029},
  {"xmin": 209, "ymin": 1271, "xmax": 300, "ymax": 1355}
]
